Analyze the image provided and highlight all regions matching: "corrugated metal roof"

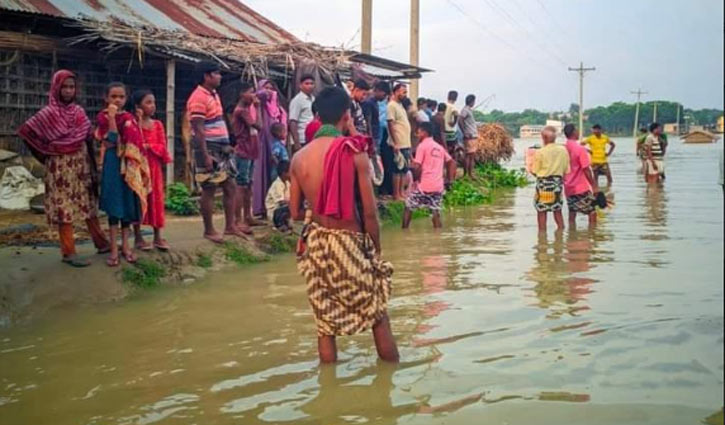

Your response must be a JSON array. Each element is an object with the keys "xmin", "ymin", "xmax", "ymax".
[{"xmin": 0, "ymin": 0, "xmax": 299, "ymax": 44}]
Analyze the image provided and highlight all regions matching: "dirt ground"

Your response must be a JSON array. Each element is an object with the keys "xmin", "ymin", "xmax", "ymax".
[{"xmin": 0, "ymin": 211, "xmax": 292, "ymax": 328}]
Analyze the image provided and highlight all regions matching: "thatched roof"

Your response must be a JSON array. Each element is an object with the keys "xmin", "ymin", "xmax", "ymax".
[{"xmin": 67, "ymin": 19, "xmax": 353, "ymax": 80}]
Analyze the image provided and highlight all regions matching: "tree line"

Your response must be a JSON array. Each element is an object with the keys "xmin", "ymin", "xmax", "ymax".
[{"xmin": 473, "ymin": 101, "xmax": 723, "ymax": 137}]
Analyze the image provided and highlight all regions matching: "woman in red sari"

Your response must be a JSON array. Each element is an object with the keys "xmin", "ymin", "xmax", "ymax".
[
  {"xmin": 17, "ymin": 69, "xmax": 110, "ymax": 267},
  {"xmin": 132, "ymin": 89, "xmax": 172, "ymax": 251}
]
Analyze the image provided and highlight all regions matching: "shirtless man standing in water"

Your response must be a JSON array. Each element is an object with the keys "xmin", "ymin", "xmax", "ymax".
[{"xmin": 290, "ymin": 86, "xmax": 399, "ymax": 363}]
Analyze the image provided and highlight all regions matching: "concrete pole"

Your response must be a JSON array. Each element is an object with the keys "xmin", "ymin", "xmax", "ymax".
[
  {"xmin": 409, "ymin": 0, "xmax": 420, "ymax": 102},
  {"xmin": 361, "ymin": 0, "xmax": 372, "ymax": 54},
  {"xmin": 631, "ymin": 89, "xmax": 647, "ymax": 138},
  {"xmin": 653, "ymin": 102, "xmax": 658, "ymax": 123},
  {"xmin": 569, "ymin": 62, "xmax": 595, "ymax": 141},
  {"xmin": 675, "ymin": 103, "xmax": 680, "ymax": 134},
  {"xmin": 165, "ymin": 59, "xmax": 176, "ymax": 185}
]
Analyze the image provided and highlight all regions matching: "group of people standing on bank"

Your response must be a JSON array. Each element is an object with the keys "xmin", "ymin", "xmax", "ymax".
[
  {"xmin": 18, "ymin": 62, "xmax": 473, "ymax": 268},
  {"xmin": 530, "ymin": 121, "xmax": 668, "ymax": 232},
  {"xmin": 19, "ymin": 70, "xmax": 171, "ymax": 267}
]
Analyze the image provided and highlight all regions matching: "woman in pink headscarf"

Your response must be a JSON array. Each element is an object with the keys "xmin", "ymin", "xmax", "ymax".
[
  {"xmin": 17, "ymin": 70, "xmax": 110, "ymax": 267},
  {"xmin": 252, "ymin": 79, "xmax": 288, "ymax": 218}
]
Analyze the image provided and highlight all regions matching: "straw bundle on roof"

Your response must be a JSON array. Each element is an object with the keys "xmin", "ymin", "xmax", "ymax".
[
  {"xmin": 67, "ymin": 20, "xmax": 352, "ymax": 79},
  {"xmin": 472, "ymin": 123, "xmax": 515, "ymax": 164}
]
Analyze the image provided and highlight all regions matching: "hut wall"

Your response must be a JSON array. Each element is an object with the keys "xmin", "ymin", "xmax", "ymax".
[{"xmin": 0, "ymin": 47, "xmax": 200, "ymax": 182}]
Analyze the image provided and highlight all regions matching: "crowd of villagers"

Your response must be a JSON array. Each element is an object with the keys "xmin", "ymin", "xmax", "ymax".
[{"xmin": 17, "ymin": 62, "xmax": 470, "ymax": 268}]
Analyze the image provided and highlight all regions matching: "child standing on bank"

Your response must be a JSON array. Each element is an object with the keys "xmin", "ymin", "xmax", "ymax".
[
  {"xmin": 132, "ymin": 89, "xmax": 172, "ymax": 251},
  {"xmin": 269, "ymin": 122, "xmax": 289, "ymax": 182},
  {"xmin": 95, "ymin": 82, "xmax": 151, "ymax": 266}
]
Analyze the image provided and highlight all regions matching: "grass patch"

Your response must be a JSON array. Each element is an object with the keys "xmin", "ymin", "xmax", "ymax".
[
  {"xmin": 165, "ymin": 183, "xmax": 199, "ymax": 216},
  {"xmin": 224, "ymin": 242, "xmax": 268, "ymax": 265},
  {"xmin": 264, "ymin": 232, "xmax": 297, "ymax": 254},
  {"xmin": 196, "ymin": 254, "xmax": 213, "ymax": 268},
  {"xmin": 122, "ymin": 258, "xmax": 166, "ymax": 288}
]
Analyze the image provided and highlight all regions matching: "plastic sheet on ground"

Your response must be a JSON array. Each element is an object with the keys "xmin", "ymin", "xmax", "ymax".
[{"xmin": 0, "ymin": 166, "xmax": 45, "ymax": 210}]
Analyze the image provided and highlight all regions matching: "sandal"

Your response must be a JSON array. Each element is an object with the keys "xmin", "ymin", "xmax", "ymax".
[
  {"xmin": 106, "ymin": 256, "xmax": 120, "ymax": 267},
  {"xmin": 154, "ymin": 240, "xmax": 170, "ymax": 251},
  {"xmin": 203, "ymin": 233, "xmax": 224, "ymax": 244},
  {"xmin": 62, "ymin": 255, "xmax": 91, "ymax": 268},
  {"xmin": 135, "ymin": 241, "xmax": 153, "ymax": 252},
  {"xmin": 121, "ymin": 250, "xmax": 137, "ymax": 264}
]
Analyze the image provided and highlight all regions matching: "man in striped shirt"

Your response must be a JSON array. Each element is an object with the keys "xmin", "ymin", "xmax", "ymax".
[
  {"xmin": 644, "ymin": 122, "xmax": 666, "ymax": 184},
  {"xmin": 187, "ymin": 61, "xmax": 243, "ymax": 243}
]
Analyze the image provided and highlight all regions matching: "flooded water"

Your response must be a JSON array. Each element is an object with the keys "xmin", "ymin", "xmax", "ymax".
[{"xmin": 1, "ymin": 138, "xmax": 722, "ymax": 425}]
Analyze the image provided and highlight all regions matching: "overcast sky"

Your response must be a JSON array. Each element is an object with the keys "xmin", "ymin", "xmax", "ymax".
[{"xmin": 245, "ymin": 0, "xmax": 724, "ymax": 112}]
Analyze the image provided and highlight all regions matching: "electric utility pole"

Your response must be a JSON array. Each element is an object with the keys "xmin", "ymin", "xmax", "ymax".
[
  {"xmin": 631, "ymin": 88, "xmax": 648, "ymax": 138},
  {"xmin": 568, "ymin": 62, "xmax": 595, "ymax": 141},
  {"xmin": 409, "ymin": 0, "xmax": 420, "ymax": 102},
  {"xmin": 361, "ymin": 0, "xmax": 372, "ymax": 54},
  {"xmin": 653, "ymin": 101, "xmax": 658, "ymax": 123}
]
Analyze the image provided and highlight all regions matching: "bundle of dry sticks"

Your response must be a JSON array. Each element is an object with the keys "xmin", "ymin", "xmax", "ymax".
[
  {"xmin": 67, "ymin": 19, "xmax": 351, "ymax": 79},
  {"xmin": 472, "ymin": 123, "xmax": 515, "ymax": 164}
]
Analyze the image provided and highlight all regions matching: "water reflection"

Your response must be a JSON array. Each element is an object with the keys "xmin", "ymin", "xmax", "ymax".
[{"xmin": 526, "ymin": 231, "xmax": 598, "ymax": 318}]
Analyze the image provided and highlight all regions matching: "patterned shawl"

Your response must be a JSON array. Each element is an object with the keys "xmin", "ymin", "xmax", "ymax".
[
  {"xmin": 94, "ymin": 110, "xmax": 151, "ymax": 218},
  {"xmin": 257, "ymin": 79, "xmax": 288, "ymax": 124},
  {"xmin": 17, "ymin": 69, "xmax": 91, "ymax": 157}
]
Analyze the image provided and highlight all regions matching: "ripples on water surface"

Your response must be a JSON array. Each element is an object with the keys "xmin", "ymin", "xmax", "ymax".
[{"xmin": 0, "ymin": 138, "xmax": 722, "ymax": 424}]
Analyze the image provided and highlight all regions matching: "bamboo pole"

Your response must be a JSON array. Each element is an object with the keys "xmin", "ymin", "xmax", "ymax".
[{"xmin": 165, "ymin": 59, "xmax": 176, "ymax": 185}]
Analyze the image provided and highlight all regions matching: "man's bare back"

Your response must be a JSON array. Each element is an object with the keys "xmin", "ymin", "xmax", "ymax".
[{"xmin": 290, "ymin": 136, "xmax": 381, "ymax": 252}]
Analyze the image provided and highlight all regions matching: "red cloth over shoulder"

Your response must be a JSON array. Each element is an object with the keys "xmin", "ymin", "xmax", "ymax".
[{"xmin": 315, "ymin": 134, "xmax": 373, "ymax": 221}]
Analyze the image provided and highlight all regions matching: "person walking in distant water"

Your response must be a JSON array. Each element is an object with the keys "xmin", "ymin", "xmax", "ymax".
[
  {"xmin": 533, "ymin": 126, "xmax": 570, "ymax": 232},
  {"xmin": 644, "ymin": 122, "xmax": 666, "ymax": 184},
  {"xmin": 17, "ymin": 69, "xmax": 111, "ymax": 267},
  {"xmin": 563, "ymin": 124, "xmax": 598, "ymax": 229},
  {"xmin": 289, "ymin": 74, "xmax": 316, "ymax": 152},
  {"xmin": 444, "ymin": 90, "xmax": 460, "ymax": 156},
  {"xmin": 458, "ymin": 94, "xmax": 478, "ymax": 178},
  {"xmin": 291, "ymin": 86, "xmax": 399, "ymax": 363},
  {"xmin": 387, "ymin": 83, "xmax": 412, "ymax": 200},
  {"xmin": 403, "ymin": 122, "xmax": 456, "ymax": 229},
  {"xmin": 582, "ymin": 124, "xmax": 615, "ymax": 186},
  {"xmin": 186, "ymin": 61, "xmax": 242, "ymax": 243}
]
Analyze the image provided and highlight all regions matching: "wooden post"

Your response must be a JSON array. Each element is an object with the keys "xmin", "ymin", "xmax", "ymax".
[
  {"xmin": 361, "ymin": 0, "xmax": 373, "ymax": 54},
  {"xmin": 165, "ymin": 59, "xmax": 176, "ymax": 185},
  {"xmin": 409, "ymin": 0, "xmax": 420, "ymax": 102}
]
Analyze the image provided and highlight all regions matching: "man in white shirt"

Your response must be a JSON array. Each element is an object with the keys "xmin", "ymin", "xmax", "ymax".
[
  {"xmin": 415, "ymin": 97, "xmax": 430, "ymax": 123},
  {"xmin": 288, "ymin": 74, "xmax": 316, "ymax": 152}
]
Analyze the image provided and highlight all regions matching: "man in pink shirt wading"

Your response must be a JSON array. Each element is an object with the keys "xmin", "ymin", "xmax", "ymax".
[
  {"xmin": 403, "ymin": 122, "xmax": 457, "ymax": 229},
  {"xmin": 563, "ymin": 124, "xmax": 599, "ymax": 229}
]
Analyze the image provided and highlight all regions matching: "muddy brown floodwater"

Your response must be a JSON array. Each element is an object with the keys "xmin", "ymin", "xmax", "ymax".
[{"xmin": 0, "ymin": 138, "xmax": 722, "ymax": 424}]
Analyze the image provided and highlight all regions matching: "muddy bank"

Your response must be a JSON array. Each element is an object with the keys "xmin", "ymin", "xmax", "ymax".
[{"xmin": 0, "ymin": 214, "xmax": 296, "ymax": 328}]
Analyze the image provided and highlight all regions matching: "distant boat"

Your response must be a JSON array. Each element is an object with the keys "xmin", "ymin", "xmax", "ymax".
[{"xmin": 681, "ymin": 130, "xmax": 720, "ymax": 144}]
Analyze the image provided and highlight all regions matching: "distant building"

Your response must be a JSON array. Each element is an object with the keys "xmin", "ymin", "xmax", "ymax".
[
  {"xmin": 663, "ymin": 123, "xmax": 681, "ymax": 135},
  {"xmin": 546, "ymin": 119, "xmax": 564, "ymax": 135},
  {"xmin": 682, "ymin": 130, "xmax": 720, "ymax": 144},
  {"xmin": 717, "ymin": 116, "xmax": 724, "ymax": 133},
  {"xmin": 519, "ymin": 125, "xmax": 545, "ymax": 139}
]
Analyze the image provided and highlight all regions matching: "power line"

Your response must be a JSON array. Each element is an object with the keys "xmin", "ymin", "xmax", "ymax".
[
  {"xmin": 481, "ymin": 0, "xmax": 568, "ymax": 66},
  {"xmin": 443, "ymin": 0, "xmax": 564, "ymax": 73}
]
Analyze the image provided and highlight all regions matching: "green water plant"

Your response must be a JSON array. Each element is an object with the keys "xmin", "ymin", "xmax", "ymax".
[
  {"xmin": 264, "ymin": 232, "xmax": 297, "ymax": 254},
  {"xmin": 165, "ymin": 183, "xmax": 199, "ymax": 216},
  {"xmin": 223, "ymin": 242, "xmax": 268, "ymax": 265},
  {"xmin": 196, "ymin": 254, "xmax": 213, "ymax": 268},
  {"xmin": 122, "ymin": 259, "xmax": 166, "ymax": 288}
]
